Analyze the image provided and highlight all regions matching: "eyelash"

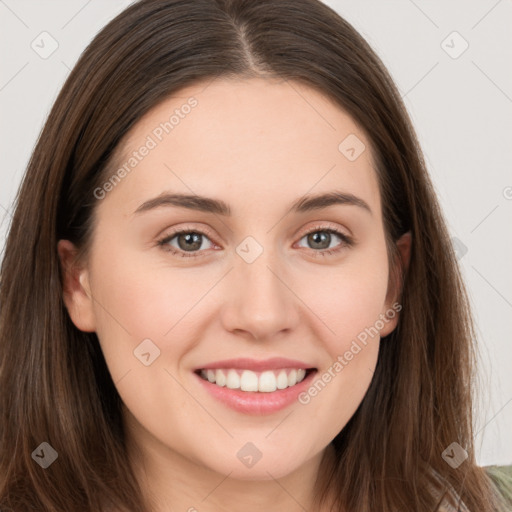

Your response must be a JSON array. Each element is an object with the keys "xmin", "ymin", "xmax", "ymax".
[{"xmin": 156, "ymin": 224, "xmax": 354, "ymax": 259}]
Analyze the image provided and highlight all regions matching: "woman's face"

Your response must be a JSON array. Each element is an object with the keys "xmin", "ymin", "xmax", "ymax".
[{"xmin": 59, "ymin": 77, "xmax": 410, "ymax": 483}]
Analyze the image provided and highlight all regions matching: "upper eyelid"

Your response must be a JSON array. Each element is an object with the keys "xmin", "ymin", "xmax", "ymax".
[
  {"xmin": 300, "ymin": 225, "xmax": 350, "ymax": 237},
  {"xmin": 159, "ymin": 224, "xmax": 217, "ymax": 244}
]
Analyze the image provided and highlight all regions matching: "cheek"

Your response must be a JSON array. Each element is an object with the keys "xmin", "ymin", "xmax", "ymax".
[
  {"xmin": 291, "ymin": 248, "xmax": 388, "ymax": 429},
  {"xmin": 305, "ymin": 269, "xmax": 385, "ymax": 376},
  {"xmin": 92, "ymin": 224, "xmax": 215, "ymax": 320},
  {"xmin": 86, "ymin": 244, "xmax": 210, "ymax": 378},
  {"xmin": 298, "ymin": 248, "xmax": 390, "ymax": 351},
  {"xmin": 89, "ymin": 234, "xmax": 390, "ymax": 357}
]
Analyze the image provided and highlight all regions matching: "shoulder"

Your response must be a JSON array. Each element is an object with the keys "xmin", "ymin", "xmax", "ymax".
[
  {"xmin": 426, "ymin": 464, "xmax": 512, "ymax": 512},
  {"xmin": 483, "ymin": 464, "xmax": 512, "ymax": 508}
]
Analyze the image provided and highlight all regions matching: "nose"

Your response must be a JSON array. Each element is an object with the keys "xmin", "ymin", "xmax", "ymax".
[{"xmin": 220, "ymin": 249, "xmax": 301, "ymax": 341}]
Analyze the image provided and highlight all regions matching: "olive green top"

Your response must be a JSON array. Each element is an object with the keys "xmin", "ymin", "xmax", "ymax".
[
  {"xmin": 432, "ymin": 464, "xmax": 512, "ymax": 511},
  {"xmin": 484, "ymin": 464, "xmax": 512, "ymax": 509}
]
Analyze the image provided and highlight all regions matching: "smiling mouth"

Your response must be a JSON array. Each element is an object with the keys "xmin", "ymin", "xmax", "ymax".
[{"xmin": 195, "ymin": 368, "xmax": 317, "ymax": 393}]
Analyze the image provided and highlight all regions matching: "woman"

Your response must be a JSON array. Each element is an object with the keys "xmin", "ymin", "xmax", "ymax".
[{"xmin": 0, "ymin": 0, "xmax": 510, "ymax": 510}]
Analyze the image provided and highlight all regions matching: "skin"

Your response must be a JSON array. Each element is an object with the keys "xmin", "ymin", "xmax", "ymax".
[{"xmin": 58, "ymin": 77, "xmax": 411, "ymax": 512}]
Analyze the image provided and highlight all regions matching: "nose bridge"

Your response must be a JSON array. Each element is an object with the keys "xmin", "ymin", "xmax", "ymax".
[
  {"xmin": 236, "ymin": 240, "xmax": 287, "ymax": 310},
  {"xmin": 222, "ymin": 236, "xmax": 299, "ymax": 338}
]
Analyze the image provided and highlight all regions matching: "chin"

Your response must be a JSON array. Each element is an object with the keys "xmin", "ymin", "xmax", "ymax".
[{"xmin": 199, "ymin": 450, "xmax": 308, "ymax": 482}]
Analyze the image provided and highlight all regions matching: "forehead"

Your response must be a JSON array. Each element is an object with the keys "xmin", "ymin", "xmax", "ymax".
[{"xmin": 100, "ymin": 77, "xmax": 381, "ymax": 218}]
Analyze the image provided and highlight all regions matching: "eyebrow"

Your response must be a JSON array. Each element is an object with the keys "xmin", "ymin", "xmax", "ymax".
[{"xmin": 133, "ymin": 190, "xmax": 372, "ymax": 216}]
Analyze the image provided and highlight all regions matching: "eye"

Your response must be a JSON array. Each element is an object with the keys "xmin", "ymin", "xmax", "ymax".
[
  {"xmin": 296, "ymin": 225, "xmax": 354, "ymax": 257},
  {"xmin": 157, "ymin": 228, "xmax": 216, "ymax": 258},
  {"xmin": 157, "ymin": 224, "xmax": 354, "ymax": 258}
]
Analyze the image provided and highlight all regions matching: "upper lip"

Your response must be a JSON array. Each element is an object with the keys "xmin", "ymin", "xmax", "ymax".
[{"xmin": 196, "ymin": 357, "xmax": 316, "ymax": 372}]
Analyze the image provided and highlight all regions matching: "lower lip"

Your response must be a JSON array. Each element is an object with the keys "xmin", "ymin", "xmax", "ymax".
[{"xmin": 194, "ymin": 370, "xmax": 317, "ymax": 415}]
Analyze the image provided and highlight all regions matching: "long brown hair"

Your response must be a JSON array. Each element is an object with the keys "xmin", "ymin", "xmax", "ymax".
[{"xmin": 0, "ymin": 0, "xmax": 504, "ymax": 510}]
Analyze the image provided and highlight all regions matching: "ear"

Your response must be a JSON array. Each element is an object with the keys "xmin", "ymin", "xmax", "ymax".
[
  {"xmin": 379, "ymin": 231, "xmax": 412, "ymax": 337},
  {"xmin": 57, "ymin": 239, "xmax": 96, "ymax": 332}
]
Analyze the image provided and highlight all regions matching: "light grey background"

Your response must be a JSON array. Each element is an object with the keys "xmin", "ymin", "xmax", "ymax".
[{"xmin": 0, "ymin": 0, "xmax": 511, "ymax": 466}]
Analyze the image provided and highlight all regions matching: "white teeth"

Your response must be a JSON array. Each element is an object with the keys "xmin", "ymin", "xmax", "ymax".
[
  {"xmin": 240, "ymin": 370, "xmax": 259, "ymax": 391},
  {"xmin": 258, "ymin": 371, "xmax": 276, "ymax": 392},
  {"xmin": 226, "ymin": 369, "xmax": 240, "ymax": 389},
  {"xmin": 199, "ymin": 368, "xmax": 310, "ymax": 392},
  {"xmin": 216, "ymin": 369, "xmax": 226, "ymax": 387},
  {"xmin": 276, "ymin": 370, "xmax": 288, "ymax": 389}
]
